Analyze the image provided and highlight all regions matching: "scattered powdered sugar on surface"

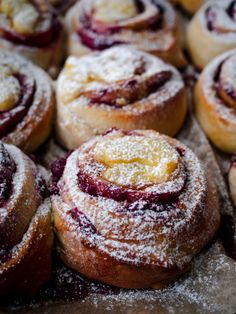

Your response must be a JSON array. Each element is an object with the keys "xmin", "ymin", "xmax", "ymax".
[
  {"xmin": 5, "ymin": 243, "xmax": 235, "ymax": 313},
  {"xmin": 25, "ymin": 114, "xmax": 236, "ymax": 314},
  {"xmin": 79, "ymin": 244, "xmax": 236, "ymax": 314},
  {"xmin": 2, "ymin": 116, "xmax": 235, "ymax": 311}
]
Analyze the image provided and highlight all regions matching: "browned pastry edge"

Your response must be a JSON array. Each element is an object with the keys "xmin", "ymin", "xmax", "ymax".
[
  {"xmin": 0, "ymin": 199, "xmax": 53, "ymax": 295},
  {"xmin": 1, "ymin": 51, "xmax": 54, "ymax": 154},
  {"xmin": 187, "ymin": 0, "xmax": 236, "ymax": 69},
  {"xmin": 52, "ymin": 130, "xmax": 220, "ymax": 289},
  {"xmin": 194, "ymin": 49, "xmax": 236, "ymax": 153}
]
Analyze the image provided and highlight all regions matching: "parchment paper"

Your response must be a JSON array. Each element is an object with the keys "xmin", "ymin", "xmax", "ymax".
[{"xmin": 0, "ymin": 112, "xmax": 235, "ymax": 314}]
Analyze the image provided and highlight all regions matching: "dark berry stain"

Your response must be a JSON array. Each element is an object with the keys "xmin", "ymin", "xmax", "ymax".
[{"xmin": 0, "ymin": 142, "xmax": 16, "ymax": 206}]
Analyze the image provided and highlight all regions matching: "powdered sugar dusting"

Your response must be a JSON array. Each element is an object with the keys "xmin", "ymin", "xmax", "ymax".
[
  {"xmin": 58, "ymin": 46, "xmax": 184, "ymax": 109},
  {"xmin": 52, "ymin": 129, "xmax": 218, "ymax": 271},
  {"xmin": 201, "ymin": 0, "xmax": 236, "ymax": 39},
  {"xmin": 93, "ymin": 135, "xmax": 178, "ymax": 186},
  {"xmin": 0, "ymin": 198, "xmax": 51, "ymax": 276},
  {"xmin": 199, "ymin": 49, "xmax": 236, "ymax": 123},
  {"xmin": 0, "ymin": 143, "xmax": 51, "ymax": 275}
]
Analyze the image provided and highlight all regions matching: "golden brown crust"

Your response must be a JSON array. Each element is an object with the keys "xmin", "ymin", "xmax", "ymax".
[
  {"xmin": 0, "ymin": 51, "xmax": 54, "ymax": 154},
  {"xmin": 0, "ymin": 200, "xmax": 53, "ymax": 295},
  {"xmin": 194, "ymin": 49, "xmax": 236, "ymax": 153},
  {"xmin": 56, "ymin": 47, "xmax": 187, "ymax": 150},
  {"xmin": 54, "ymin": 209, "xmax": 188, "ymax": 289},
  {"xmin": 53, "ymin": 175, "xmax": 218, "ymax": 289},
  {"xmin": 65, "ymin": 0, "xmax": 186, "ymax": 68},
  {"xmin": 187, "ymin": 0, "xmax": 236, "ymax": 69},
  {"xmin": 0, "ymin": 143, "xmax": 53, "ymax": 295},
  {"xmin": 52, "ymin": 129, "xmax": 220, "ymax": 289}
]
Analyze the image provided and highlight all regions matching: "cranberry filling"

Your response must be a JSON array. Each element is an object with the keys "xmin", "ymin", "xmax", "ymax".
[
  {"xmin": 69, "ymin": 208, "xmax": 100, "ymax": 248},
  {"xmin": 227, "ymin": 0, "xmax": 236, "ymax": 20},
  {"xmin": 50, "ymin": 152, "xmax": 72, "ymax": 195},
  {"xmin": 78, "ymin": 166, "xmax": 185, "ymax": 204},
  {"xmin": 0, "ymin": 143, "xmax": 16, "ymax": 207},
  {"xmin": 0, "ymin": 73, "xmax": 35, "ymax": 138},
  {"xmin": 78, "ymin": 0, "xmax": 163, "ymax": 50},
  {"xmin": 206, "ymin": 7, "xmax": 216, "ymax": 32},
  {"xmin": 214, "ymin": 58, "xmax": 236, "ymax": 107},
  {"xmin": 86, "ymin": 71, "xmax": 171, "ymax": 107},
  {"xmin": 78, "ymin": 26, "xmax": 124, "ymax": 51},
  {"xmin": 0, "ymin": 248, "xmax": 11, "ymax": 264},
  {"xmin": 231, "ymin": 154, "xmax": 236, "ymax": 167},
  {"xmin": 207, "ymin": 1, "xmax": 236, "ymax": 32},
  {"xmin": 70, "ymin": 208, "xmax": 98, "ymax": 236},
  {"xmin": 220, "ymin": 84, "xmax": 236, "ymax": 101}
]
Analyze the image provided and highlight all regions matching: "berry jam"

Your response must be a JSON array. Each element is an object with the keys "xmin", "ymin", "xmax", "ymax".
[
  {"xmin": 0, "ymin": 73, "xmax": 35, "ymax": 139},
  {"xmin": 78, "ymin": 1, "xmax": 164, "ymax": 50},
  {"xmin": 0, "ymin": 143, "xmax": 16, "ymax": 206},
  {"xmin": 50, "ymin": 152, "xmax": 72, "ymax": 195}
]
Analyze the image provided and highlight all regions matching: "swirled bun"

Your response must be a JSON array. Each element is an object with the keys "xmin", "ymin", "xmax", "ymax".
[
  {"xmin": 51, "ymin": 128, "xmax": 220, "ymax": 289},
  {"xmin": 56, "ymin": 46, "xmax": 187, "ymax": 149}
]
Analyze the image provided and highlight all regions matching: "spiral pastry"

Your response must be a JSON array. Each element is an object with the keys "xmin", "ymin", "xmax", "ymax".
[
  {"xmin": 0, "ymin": 0, "xmax": 64, "ymax": 75},
  {"xmin": 56, "ymin": 46, "xmax": 187, "ymax": 150},
  {"xmin": 0, "ymin": 51, "xmax": 54, "ymax": 153},
  {"xmin": 0, "ymin": 142, "xmax": 53, "ymax": 295},
  {"xmin": 170, "ymin": 0, "xmax": 204, "ymax": 14},
  {"xmin": 51, "ymin": 128, "xmax": 220, "ymax": 289},
  {"xmin": 65, "ymin": 0, "xmax": 186, "ymax": 68},
  {"xmin": 49, "ymin": 0, "xmax": 77, "ymax": 14},
  {"xmin": 229, "ymin": 155, "xmax": 236, "ymax": 207},
  {"xmin": 187, "ymin": 0, "xmax": 236, "ymax": 69},
  {"xmin": 195, "ymin": 49, "xmax": 236, "ymax": 153}
]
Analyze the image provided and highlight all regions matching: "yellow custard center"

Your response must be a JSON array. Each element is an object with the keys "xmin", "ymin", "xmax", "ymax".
[
  {"xmin": 0, "ymin": 65, "xmax": 21, "ymax": 111},
  {"xmin": 93, "ymin": 0, "xmax": 137, "ymax": 23},
  {"xmin": 0, "ymin": 0, "xmax": 39, "ymax": 34},
  {"xmin": 93, "ymin": 135, "xmax": 178, "ymax": 187}
]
